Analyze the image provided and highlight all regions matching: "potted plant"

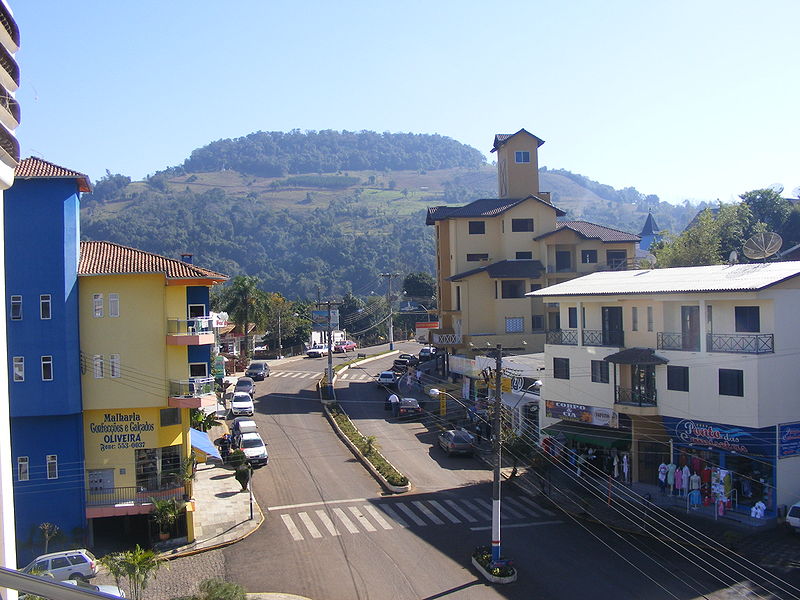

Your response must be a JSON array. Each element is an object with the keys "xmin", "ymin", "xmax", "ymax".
[{"xmin": 150, "ymin": 497, "xmax": 184, "ymax": 541}]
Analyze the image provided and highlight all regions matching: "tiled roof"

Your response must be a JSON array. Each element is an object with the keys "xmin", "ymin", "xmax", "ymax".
[
  {"xmin": 490, "ymin": 128, "xmax": 545, "ymax": 152},
  {"xmin": 15, "ymin": 157, "xmax": 92, "ymax": 192},
  {"xmin": 534, "ymin": 221, "xmax": 640, "ymax": 243},
  {"xmin": 426, "ymin": 195, "xmax": 565, "ymax": 225},
  {"xmin": 603, "ymin": 348, "xmax": 668, "ymax": 365},
  {"xmin": 79, "ymin": 241, "xmax": 228, "ymax": 281},
  {"xmin": 530, "ymin": 262, "xmax": 800, "ymax": 297},
  {"xmin": 449, "ymin": 259, "xmax": 544, "ymax": 281}
]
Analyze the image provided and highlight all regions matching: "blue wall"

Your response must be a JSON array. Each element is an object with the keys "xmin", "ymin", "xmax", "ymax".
[{"xmin": 186, "ymin": 286, "xmax": 211, "ymax": 369}]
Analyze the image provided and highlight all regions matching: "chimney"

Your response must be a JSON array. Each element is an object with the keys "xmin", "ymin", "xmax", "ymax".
[{"xmin": 180, "ymin": 253, "xmax": 193, "ymax": 264}]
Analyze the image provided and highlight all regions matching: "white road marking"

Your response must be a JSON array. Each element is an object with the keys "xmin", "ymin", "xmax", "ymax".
[
  {"xmin": 297, "ymin": 512, "xmax": 322, "ymax": 538},
  {"xmin": 377, "ymin": 504, "xmax": 409, "ymax": 528},
  {"xmin": 444, "ymin": 499, "xmax": 478, "ymax": 522},
  {"xmin": 315, "ymin": 510, "xmax": 340, "ymax": 536},
  {"xmin": 411, "ymin": 501, "xmax": 444, "ymax": 525},
  {"xmin": 333, "ymin": 507, "xmax": 360, "ymax": 533},
  {"xmin": 513, "ymin": 494, "xmax": 556, "ymax": 516},
  {"xmin": 348, "ymin": 506, "xmax": 377, "ymax": 532},
  {"xmin": 364, "ymin": 505, "xmax": 393, "ymax": 530},
  {"xmin": 460, "ymin": 499, "xmax": 491, "ymax": 519},
  {"xmin": 470, "ymin": 520, "xmax": 562, "ymax": 531},
  {"xmin": 505, "ymin": 496, "xmax": 544, "ymax": 518},
  {"xmin": 268, "ymin": 497, "xmax": 368, "ymax": 511},
  {"xmin": 395, "ymin": 502, "xmax": 427, "ymax": 526},
  {"xmin": 427, "ymin": 500, "xmax": 461, "ymax": 524},
  {"xmin": 281, "ymin": 514, "xmax": 304, "ymax": 541}
]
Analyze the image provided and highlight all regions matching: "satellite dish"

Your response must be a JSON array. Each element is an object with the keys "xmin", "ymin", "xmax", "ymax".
[
  {"xmin": 792, "ymin": 186, "xmax": 800, "ymax": 200},
  {"xmin": 768, "ymin": 183, "xmax": 784, "ymax": 194},
  {"xmin": 729, "ymin": 250, "xmax": 738, "ymax": 265},
  {"xmin": 742, "ymin": 232, "xmax": 783, "ymax": 262}
]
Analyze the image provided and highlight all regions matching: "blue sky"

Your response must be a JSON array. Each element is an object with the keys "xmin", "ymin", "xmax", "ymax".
[{"xmin": 12, "ymin": 1, "xmax": 800, "ymax": 205}]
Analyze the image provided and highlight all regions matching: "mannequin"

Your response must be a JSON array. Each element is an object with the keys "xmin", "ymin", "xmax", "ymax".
[
  {"xmin": 689, "ymin": 472, "xmax": 701, "ymax": 492},
  {"xmin": 658, "ymin": 462, "xmax": 668, "ymax": 493},
  {"xmin": 613, "ymin": 454, "xmax": 620, "ymax": 479},
  {"xmin": 622, "ymin": 453, "xmax": 630, "ymax": 484},
  {"xmin": 667, "ymin": 462, "xmax": 677, "ymax": 495},
  {"xmin": 681, "ymin": 465, "xmax": 690, "ymax": 496},
  {"xmin": 674, "ymin": 464, "xmax": 683, "ymax": 495}
]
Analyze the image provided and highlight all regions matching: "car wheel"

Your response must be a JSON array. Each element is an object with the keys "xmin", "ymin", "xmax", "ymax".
[{"xmin": 69, "ymin": 574, "xmax": 86, "ymax": 582}]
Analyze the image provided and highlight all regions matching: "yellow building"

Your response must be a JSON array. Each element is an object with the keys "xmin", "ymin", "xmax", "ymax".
[
  {"xmin": 426, "ymin": 129, "xmax": 640, "ymax": 353},
  {"xmin": 78, "ymin": 241, "xmax": 226, "ymax": 546}
]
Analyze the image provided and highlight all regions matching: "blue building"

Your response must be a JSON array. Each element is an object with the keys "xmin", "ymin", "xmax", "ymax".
[{"xmin": 5, "ymin": 158, "xmax": 91, "ymax": 563}]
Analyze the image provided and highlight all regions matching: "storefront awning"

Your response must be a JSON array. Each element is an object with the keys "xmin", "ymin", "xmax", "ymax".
[
  {"xmin": 603, "ymin": 347, "xmax": 668, "ymax": 365},
  {"xmin": 543, "ymin": 421, "xmax": 631, "ymax": 449},
  {"xmin": 190, "ymin": 428, "xmax": 221, "ymax": 459}
]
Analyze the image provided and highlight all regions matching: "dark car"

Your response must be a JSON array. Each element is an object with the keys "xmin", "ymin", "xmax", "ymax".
[
  {"xmin": 419, "ymin": 347, "xmax": 437, "ymax": 361},
  {"xmin": 234, "ymin": 376, "xmax": 256, "ymax": 398},
  {"xmin": 438, "ymin": 429, "xmax": 474, "ymax": 456},
  {"xmin": 245, "ymin": 361, "xmax": 270, "ymax": 381},
  {"xmin": 397, "ymin": 397, "xmax": 423, "ymax": 419},
  {"xmin": 397, "ymin": 353, "xmax": 419, "ymax": 366}
]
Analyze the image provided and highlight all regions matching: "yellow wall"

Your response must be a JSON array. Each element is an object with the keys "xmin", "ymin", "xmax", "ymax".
[{"xmin": 496, "ymin": 133, "xmax": 540, "ymax": 198}]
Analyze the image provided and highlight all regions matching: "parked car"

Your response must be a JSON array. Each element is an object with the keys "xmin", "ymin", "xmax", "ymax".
[
  {"xmin": 230, "ymin": 392, "xmax": 255, "ymax": 417},
  {"xmin": 419, "ymin": 347, "xmax": 437, "ymax": 361},
  {"xmin": 376, "ymin": 371, "xmax": 398, "ymax": 387},
  {"xmin": 238, "ymin": 431, "xmax": 269, "ymax": 467},
  {"xmin": 306, "ymin": 344, "xmax": 329, "ymax": 358},
  {"xmin": 397, "ymin": 397, "xmax": 423, "ymax": 418},
  {"xmin": 787, "ymin": 501, "xmax": 800, "ymax": 532},
  {"xmin": 333, "ymin": 340, "xmax": 358, "ymax": 353},
  {"xmin": 394, "ymin": 353, "xmax": 419, "ymax": 367},
  {"xmin": 234, "ymin": 376, "xmax": 256, "ymax": 397},
  {"xmin": 63, "ymin": 579, "xmax": 126, "ymax": 598},
  {"xmin": 21, "ymin": 549, "xmax": 97, "ymax": 581},
  {"xmin": 231, "ymin": 417, "xmax": 258, "ymax": 443},
  {"xmin": 245, "ymin": 360, "xmax": 270, "ymax": 381},
  {"xmin": 438, "ymin": 429, "xmax": 475, "ymax": 456}
]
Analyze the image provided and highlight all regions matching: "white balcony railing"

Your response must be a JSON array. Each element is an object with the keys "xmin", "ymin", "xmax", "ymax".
[
  {"xmin": 167, "ymin": 316, "xmax": 214, "ymax": 335},
  {"xmin": 169, "ymin": 376, "xmax": 215, "ymax": 398}
]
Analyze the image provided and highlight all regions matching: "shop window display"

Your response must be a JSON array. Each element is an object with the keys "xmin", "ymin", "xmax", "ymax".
[{"xmin": 135, "ymin": 445, "xmax": 182, "ymax": 491}]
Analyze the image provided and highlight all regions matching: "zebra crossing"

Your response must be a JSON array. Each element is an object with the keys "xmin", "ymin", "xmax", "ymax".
[
  {"xmin": 271, "ymin": 370, "xmax": 375, "ymax": 381},
  {"xmin": 271, "ymin": 495, "xmax": 561, "ymax": 542}
]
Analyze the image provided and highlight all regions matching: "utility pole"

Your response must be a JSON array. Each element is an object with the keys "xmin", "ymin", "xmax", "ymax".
[
  {"xmin": 277, "ymin": 311, "xmax": 282, "ymax": 359},
  {"xmin": 326, "ymin": 300, "xmax": 334, "ymax": 399},
  {"xmin": 380, "ymin": 273, "xmax": 400, "ymax": 351},
  {"xmin": 492, "ymin": 344, "xmax": 503, "ymax": 563}
]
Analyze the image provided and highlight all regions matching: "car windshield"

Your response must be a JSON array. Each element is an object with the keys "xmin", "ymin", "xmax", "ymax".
[
  {"xmin": 233, "ymin": 399, "xmax": 251, "ymax": 406},
  {"xmin": 241, "ymin": 438, "xmax": 263, "ymax": 449},
  {"xmin": 451, "ymin": 432, "xmax": 472, "ymax": 442}
]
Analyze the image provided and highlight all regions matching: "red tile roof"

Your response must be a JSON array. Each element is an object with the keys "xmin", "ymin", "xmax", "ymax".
[
  {"xmin": 534, "ymin": 221, "xmax": 640, "ymax": 243},
  {"xmin": 79, "ymin": 241, "xmax": 228, "ymax": 281},
  {"xmin": 15, "ymin": 157, "xmax": 92, "ymax": 192}
]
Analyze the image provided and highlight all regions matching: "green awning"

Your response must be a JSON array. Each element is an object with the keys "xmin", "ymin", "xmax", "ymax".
[{"xmin": 543, "ymin": 421, "xmax": 631, "ymax": 449}]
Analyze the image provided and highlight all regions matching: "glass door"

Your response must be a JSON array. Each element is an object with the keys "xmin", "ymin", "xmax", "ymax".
[{"xmin": 681, "ymin": 306, "xmax": 700, "ymax": 350}]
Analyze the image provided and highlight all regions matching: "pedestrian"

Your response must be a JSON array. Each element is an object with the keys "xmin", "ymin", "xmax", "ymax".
[
  {"xmin": 474, "ymin": 423, "xmax": 482, "ymax": 444},
  {"xmin": 218, "ymin": 434, "xmax": 232, "ymax": 464},
  {"xmin": 389, "ymin": 394, "xmax": 400, "ymax": 417}
]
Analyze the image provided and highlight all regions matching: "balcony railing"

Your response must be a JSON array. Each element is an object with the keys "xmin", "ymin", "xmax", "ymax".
[
  {"xmin": 86, "ymin": 482, "xmax": 185, "ymax": 507},
  {"xmin": 433, "ymin": 332, "xmax": 462, "ymax": 345},
  {"xmin": 169, "ymin": 376, "xmax": 215, "ymax": 398},
  {"xmin": 615, "ymin": 386, "xmax": 657, "ymax": 407},
  {"xmin": 167, "ymin": 316, "xmax": 214, "ymax": 335},
  {"xmin": 545, "ymin": 329, "xmax": 578, "ymax": 345},
  {"xmin": 708, "ymin": 332, "xmax": 774, "ymax": 354},
  {"xmin": 657, "ymin": 332, "xmax": 774, "ymax": 354},
  {"xmin": 582, "ymin": 329, "xmax": 625, "ymax": 347}
]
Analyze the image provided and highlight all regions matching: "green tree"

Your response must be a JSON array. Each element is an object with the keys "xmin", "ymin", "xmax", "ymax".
[
  {"xmin": 190, "ymin": 408, "xmax": 220, "ymax": 432},
  {"xmin": 150, "ymin": 498, "xmax": 185, "ymax": 538},
  {"xmin": 740, "ymin": 188, "xmax": 791, "ymax": 234},
  {"xmin": 716, "ymin": 202, "xmax": 754, "ymax": 260},
  {"xmin": 215, "ymin": 276, "xmax": 269, "ymax": 358},
  {"xmin": 38, "ymin": 522, "xmax": 60, "ymax": 554},
  {"xmin": 651, "ymin": 210, "xmax": 722, "ymax": 267},
  {"xmin": 402, "ymin": 272, "xmax": 436, "ymax": 301},
  {"xmin": 99, "ymin": 545, "xmax": 164, "ymax": 600}
]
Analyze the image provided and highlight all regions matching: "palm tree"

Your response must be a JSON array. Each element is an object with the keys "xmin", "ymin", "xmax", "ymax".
[
  {"xmin": 98, "ymin": 545, "xmax": 163, "ymax": 600},
  {"xmin": 215, "ymin": 276, "xmax": 269, "ymax": 358},
  {"xmin": 150, "ymin": 497, "xmax": 184, "ymax": 539},
  {"xmin": 190, "ymin": 408, "xmax": 220, "ymax": 432}
]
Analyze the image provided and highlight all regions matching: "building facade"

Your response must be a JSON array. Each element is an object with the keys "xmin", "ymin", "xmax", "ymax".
[
  {"xmin": 533, "ymin": 262, "xmax": 800, "ymax": 515},
  {"xmin": 426, "ymin": 129, "xmax": 639, "ymax": 355},
  {"xmin": 5, "ymin": 159, "xmax": 91, "ymax": 564},
  {"xmin": 78, "ymin": 242, "xmax": 226, "ymax": 547}
]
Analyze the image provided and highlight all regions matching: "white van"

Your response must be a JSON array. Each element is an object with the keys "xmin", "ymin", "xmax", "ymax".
[{"xmin": 787, "ymin": 501, "xmax": 800, "ymax": 531}]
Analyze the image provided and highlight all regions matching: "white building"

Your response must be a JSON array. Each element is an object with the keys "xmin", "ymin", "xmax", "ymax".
[{"xmin": 532, "ymin": 262, "xmax": 800, "ymax": 514}]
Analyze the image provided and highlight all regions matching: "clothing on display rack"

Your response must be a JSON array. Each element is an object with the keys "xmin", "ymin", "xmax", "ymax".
[
  {"xmin": 622, "ymin": 453, "xmax": 629, "ymax": 483},
  {"xmin": 689, "ymin": 473, "xmax": 701, "ymax": 491},
  {"xmin": 657, "ymin": 462, "xmax": 668, "ymax": 492},
  {"xmin": 674, "ymin": 466, "xmax": 683, "ymax": 495},
  {"xmin": 681, "ymin": 465, "xmax": 690, "ymax": 494},
  {"xmin": 667, "ymin": 463, "xmax": 677, "ymax": 489}
]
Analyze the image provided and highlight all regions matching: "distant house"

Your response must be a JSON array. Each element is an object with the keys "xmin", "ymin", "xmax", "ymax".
[{"xmin": 638, "ymin": 211, "xmax": 661, "ymax": 251}]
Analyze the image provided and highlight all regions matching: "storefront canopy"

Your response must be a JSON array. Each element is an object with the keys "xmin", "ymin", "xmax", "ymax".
[
  {"xmin": 190, "ymin": 428, "xmax": 221, "ymax": 459},
  {"xmin": 543, "ymin": 420, "xmax": 631, "ymax": 449},
  {"xmin": 603, "ymin": 347, "xmax": 668, "ymax": 365}
]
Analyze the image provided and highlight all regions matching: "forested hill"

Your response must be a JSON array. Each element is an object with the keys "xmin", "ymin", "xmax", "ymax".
[{"xmin": 79, "ymin": 129, "xmax": 708, "ymax": 299}]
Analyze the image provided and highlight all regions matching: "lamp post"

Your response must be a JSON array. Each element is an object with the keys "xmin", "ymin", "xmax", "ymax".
[{"xmin": 491, "ymin": 344, "xmax": 503, "ymax": 563}]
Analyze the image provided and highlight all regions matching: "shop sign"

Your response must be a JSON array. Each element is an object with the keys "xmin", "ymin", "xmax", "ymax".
[
  {"xmin": 87, "ymin": 412, "xmax": 156, "ymax": 453},
  {"xmin": 662, "ymin": 417, "xmax": 775, "ymax": 457},
  {"xmin": 779, "ymin": 422, "xmax": 800, "ymax": 459},
  {"xmin": 545, "ymin": 400, "xmax": 619, "ymax": 428},
  {"xmin": 449, "ymin": 355, "xmax": 480, "ymax": 378}
]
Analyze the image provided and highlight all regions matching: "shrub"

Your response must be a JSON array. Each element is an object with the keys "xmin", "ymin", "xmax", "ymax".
[
  {"xmin": 192, "ymin": 577, "xmax": 246, "ymax": 600},
  {"xmin": 472, "ymin": 545, "xmax": 516, "ymax": 578}
]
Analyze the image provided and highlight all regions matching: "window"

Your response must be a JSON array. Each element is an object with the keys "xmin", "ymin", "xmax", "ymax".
[
  {"xmin": 17, "ymin": 456, "xmax": 28, "ymax": 481},
  {"xmin": 46, "ymin": 455, "xmax": 58, "ymax": 479},
  {"xmin": 607, "ymin": 250, "xmax": 627, "ymax": 269},
  {"xmin": 40, "ymin": 295, "xmax": 51, "ymax": 320},
  {"xmin": 515, "ymin": 151, "xmax": 530, "ymax": 163},
  {"xmin": 568, "ymin": 307, "xmax": 577, "ymax": 329},
  {"xmin": 505, "ymin": 317, "xmax": 524, "ymax": 333},
  {"xmin": 468, "ymin": 221, "xmax": 485, "ymax": 235},
  {"xmin": 110, "ymin": 354, "xmax": 120, "ymax": 378},
  {"xmin": 581, "ymin": 250, "xmax": 598, "ymax": 264},
  {"xmin": 41, "ymin": 356, "xmax": 53, "ymax": 381},
  {"xmin": 93, "ymin": 355, "xmax": 104, "ymax": 379},
  {"xmin": 719, "ymin": 369, "xmax": 744, "ymax": 397},
  {"xmin": 189, "ymin": 363, "xmax": 208, "ymax": 377},
  {"xmin": 92, "ymin": 294, "xmax": 103, "ymax": 318},
  {"xmin": 591, "ymin": 360, "xmax": 609, "ymax": 383},
  {"xmin": 108, "ymin": 293, "xmax": 120, "ymax": 318},
  {"xmin": 735, "ymin": 306, "xmax": 760, "ymax": 333},
  {"xmin": 466, "ymin": 253, "xmax": 489, "ymax": 262},
  {"xmin": 532, "ymin": 315, "xmax": 545, "ymax": 331},
  {"xmin": 501, "ymin": 280, "xmax": 526, "ymax": 298},
  {"xmin": 12, "ymin": 357, "xmax": 23, "ymax": 382},
  {"xmin": 10, "ymin": 295, "xmax": 21, "ymax": 320},
  {"xmin": 456, "ymin": 286, "xmax": 461, "ymax": 311},
  {"xmin": 553, "ymin": 357, "xmax": 570, "ymax": 380},
  {"xmin": 516, "ymin": 251, "xmax": 533, "ymax": 260},
  {"xmin": 632, "ymin": 307, "xmax": 638, "ymax": 331},
  {"xmin": 511, "ymin": 218, "xmax": 534, "ymax": 232},
  {"xmin": 160, "ymin": 408, "xmax": 181, "ymax": 427},
  {"xmin": 667, "ymin": 366, "xmax": 689, "ymax": 392},
  {"xmin": 136, "ymin": 445, "xmax": 181, "ymax": 490},
  {"xmin": 50, "ymin": 557, "xmax": 69, "ymax": 569},
  {"xmin": 647, "ymin": 306, "xmax": 654, "ymax": 332}
]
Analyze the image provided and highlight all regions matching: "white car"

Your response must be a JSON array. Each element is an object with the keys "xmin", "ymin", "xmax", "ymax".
[
  {"xmin": 63, "ymin": 579, "xmax": 126, "ymax": 598},
  {"xmin": 238, "ymin": 431, "xmax": 269, "ymax": 467},
  {"xmin": 21, "ymin": 549, "xmax": 97, "ymax": 581},
  {"xmin": 230, "ymin": 392, "xmax": 254, "ymax": 417},
  {"xmin": 376, "ymin": 371, "xmax": 398, "ymax": 386},
  {"xmin": 306, "ymin": 344, "xmax": 329, "ymax": 358}
]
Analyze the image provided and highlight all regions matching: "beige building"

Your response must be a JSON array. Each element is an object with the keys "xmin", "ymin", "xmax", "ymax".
[
  {"xmin": 426, "ymin": 129, "xmax": 639, "ymax": 353},
  {"xmin": 533, "ymin": 262, "xmax": 800, "ymax": 513}
]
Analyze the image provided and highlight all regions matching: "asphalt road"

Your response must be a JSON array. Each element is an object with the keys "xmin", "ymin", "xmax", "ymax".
[{"xmin": 220, "ymin": 344, "xmax": 790, "ymax": 600}]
